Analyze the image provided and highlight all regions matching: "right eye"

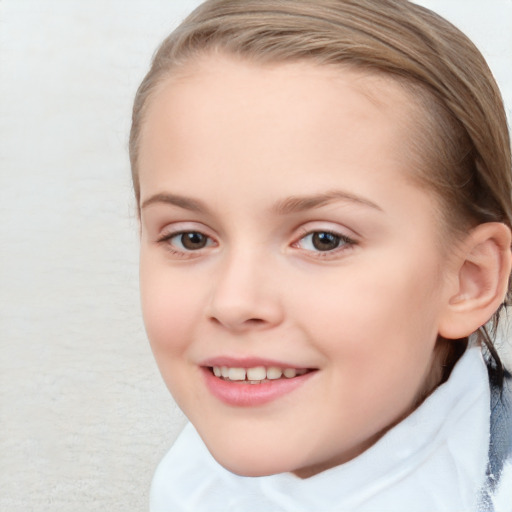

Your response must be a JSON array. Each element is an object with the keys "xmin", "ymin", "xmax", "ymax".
[
  {"xmin": 159, "ymin": 231, "xmax": 216, "ymax": 253},
  {"xmin": 297, "ymin": 231, "xmax": 347, "ymax": 252}
]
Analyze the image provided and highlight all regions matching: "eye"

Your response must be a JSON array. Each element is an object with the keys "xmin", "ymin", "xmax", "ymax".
[
  {"xmin": 296, "ymin": 231, "xmax": 354, "ymax": 252},
  {"xmin": 161, "ymin": 231, "xmax": 215, "ymax": 252}
]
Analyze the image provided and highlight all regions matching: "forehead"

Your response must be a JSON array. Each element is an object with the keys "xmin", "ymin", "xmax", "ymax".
[
  {"xmin": 144, "ymin": 54, "xmax": 420, "ymax": 127},
  {"xmin": 138, "ymin": 54, "xmax": 424, "ymax": 201}
]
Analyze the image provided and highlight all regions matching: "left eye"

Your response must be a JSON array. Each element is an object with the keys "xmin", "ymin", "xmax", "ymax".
[
  {"xmin": 168, "ymin": 232, "xmax": 214, "ymax": 251},
  {"xmin": 297, "ymin": 231, "xmax": 351, "ymax": 252}
]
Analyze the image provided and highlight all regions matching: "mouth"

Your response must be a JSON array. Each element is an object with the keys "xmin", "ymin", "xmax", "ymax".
[
  {"xmin": 208, "ymin": 365, "xmax": 312, "ymax": 384},
  {"xmin": 200, "ymin": 361, "xmax": 317, "ymax": 406}
]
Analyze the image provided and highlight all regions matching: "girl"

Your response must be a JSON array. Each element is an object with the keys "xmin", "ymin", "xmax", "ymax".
[{"xmin": 130, "ymin": 0, "xmax": 512, "ymax": 510}]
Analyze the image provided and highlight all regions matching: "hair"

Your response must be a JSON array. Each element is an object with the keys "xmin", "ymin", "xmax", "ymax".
[{"xmin": 130, "ymin": 0, "xmax": 512, "ymax": 385}]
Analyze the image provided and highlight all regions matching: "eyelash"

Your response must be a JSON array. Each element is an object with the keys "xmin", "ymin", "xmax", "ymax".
[{"xmin": 156, "ymin": 228, "xmax": 357, "ymax": 259}]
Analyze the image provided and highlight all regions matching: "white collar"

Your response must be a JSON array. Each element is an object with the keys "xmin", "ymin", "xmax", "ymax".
[{"xmin": 151, "ymin": 346, "xmax": 490, "ymax": 512}]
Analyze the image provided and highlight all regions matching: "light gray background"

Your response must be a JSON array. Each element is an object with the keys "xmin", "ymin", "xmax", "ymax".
[{"xmin": 1, "ymin": 1, "xmax": 511, "ymax": 511}]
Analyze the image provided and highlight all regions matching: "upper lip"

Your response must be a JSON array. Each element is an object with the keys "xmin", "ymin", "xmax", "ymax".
[{"xmin": 200, "ymin": 356, "xmax": 314, "ymax": 370}]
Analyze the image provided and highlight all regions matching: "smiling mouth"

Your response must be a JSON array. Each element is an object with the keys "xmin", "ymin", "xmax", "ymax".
[
  {"xmin": 202, "ymin": 364, "xmax": 317, "ymax": 406},
  {"xmin": 208, "ymin": 365, "xmax": 313, "ymax": 384}
]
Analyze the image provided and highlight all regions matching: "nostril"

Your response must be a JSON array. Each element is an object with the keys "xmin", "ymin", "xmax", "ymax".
[
  {"xmin": 247, "ymin": 318, "xmax": 265, "ymax": 325},
  {"xmin": 208, "ymin": 315, "xmax": 267, "ymax": 329}
]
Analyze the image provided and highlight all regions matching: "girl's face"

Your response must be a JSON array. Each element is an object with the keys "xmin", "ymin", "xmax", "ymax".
[{"xmin": 138, "ymin": 55, "xmax": 458, "ymax": 477}]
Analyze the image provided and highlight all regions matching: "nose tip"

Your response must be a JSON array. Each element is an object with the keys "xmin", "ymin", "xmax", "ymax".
[
  {"xmin": 206, "ymin": 257, "xmax": 284, "ymax": 331},
  {"xmin": 207, "ymin": 293, "xmax": 282, "ymax": 331}
]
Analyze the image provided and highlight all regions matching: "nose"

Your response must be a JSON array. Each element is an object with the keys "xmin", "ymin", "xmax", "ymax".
[{"xmin": 206, "ymin": 250, "xmax": 284, "ymax": 332}]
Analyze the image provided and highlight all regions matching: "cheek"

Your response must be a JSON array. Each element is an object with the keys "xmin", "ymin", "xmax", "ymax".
[
  {"xmin": 290, "ymin": 252, "xmax": 443, "ymax": 382},
  {"xmin": 139, "ymin": 259, "xmax": 201, "ymax": 359},
  {"xmin": 290, "ymin": 264, "xmax": 443, "ymax": 438},
  {"xmin": 296, "ymin": 264, "xmax": 439, "ymax": 338}
]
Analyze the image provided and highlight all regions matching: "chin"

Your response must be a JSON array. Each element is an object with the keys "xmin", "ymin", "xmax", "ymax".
[
  {"xmin": 215, "ymin": 454, "xmax": 292, "ymax": 477},
  {"xmin": 223, "ymin": 463, "xmax": 283, "ymax": 478},
  {"xmin": 207, "ymin": 444, "xmax": 304, "ymax": 477}
]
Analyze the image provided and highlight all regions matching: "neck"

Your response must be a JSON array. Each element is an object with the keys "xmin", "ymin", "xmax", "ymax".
[{"xmin": 415, "ymin": 337, "xmax": 468, "ymax": 407}]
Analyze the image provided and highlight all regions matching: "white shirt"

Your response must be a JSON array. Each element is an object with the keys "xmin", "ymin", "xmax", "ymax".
[{"xmin": 151, "ymin": 346, "xmax": 492, "ymax": 512}]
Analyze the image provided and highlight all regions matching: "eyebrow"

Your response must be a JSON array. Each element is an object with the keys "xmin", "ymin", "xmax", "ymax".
[
  {"xmin": 272, "ymin": 190, "xmax": 382, "ymax": 214},
  {"xmin": 141, "ymin": 193, "xmax": 210, "ymax": 213},
  {"xmin": 140, "ymin": 189, "xmax": 382, "ymax": 215}
]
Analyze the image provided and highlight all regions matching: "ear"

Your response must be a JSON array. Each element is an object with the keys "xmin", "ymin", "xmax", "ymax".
[{"xmin": 438, "ymin": 222, "xmax": 512, "ymax": 340}]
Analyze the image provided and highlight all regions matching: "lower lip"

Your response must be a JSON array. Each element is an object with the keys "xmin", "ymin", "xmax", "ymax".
[{"xmin": 201, "ymin": 367, "xmax": 315, "ymax": 407}]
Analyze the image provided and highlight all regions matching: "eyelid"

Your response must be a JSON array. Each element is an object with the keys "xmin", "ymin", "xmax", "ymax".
[
  {"xmin": 293, "ymin": 221, "xmax": 358, "ymax": 241},
  {"xmin": 156, "ymin": 221, "xmax": 215, "ymax": 240}
]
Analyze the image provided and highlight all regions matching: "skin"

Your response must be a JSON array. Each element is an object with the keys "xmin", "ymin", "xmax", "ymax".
[{"xmin": 137, "ymin": 54, "xmax": 466, "ymax": 478}]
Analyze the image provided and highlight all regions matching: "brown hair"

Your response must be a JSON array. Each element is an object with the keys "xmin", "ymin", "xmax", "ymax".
[{"xmin": 130, "ymin": 0, "xmax": 512, "ymax": 383}]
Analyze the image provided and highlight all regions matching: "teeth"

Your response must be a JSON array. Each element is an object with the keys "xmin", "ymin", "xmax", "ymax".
[
  {"xmin": 211, "ymin": 365, "xmax": 307, "ymax": 382},
  {"xmin": 247, "ymin": 366, "xmax": 266, "ymax": 380},
  {"xmin": 228, "ymin": 367, "xmax": 246, "ymax": 381},
  {"xmin": 266, "ymin": 367, "xmax": 283, "ymax": 380}
]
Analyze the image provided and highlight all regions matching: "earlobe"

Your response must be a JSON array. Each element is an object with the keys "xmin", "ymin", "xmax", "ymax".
[{"xmin": 438, "ymin": 222, "xmax": 512, "ymax": 340}]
